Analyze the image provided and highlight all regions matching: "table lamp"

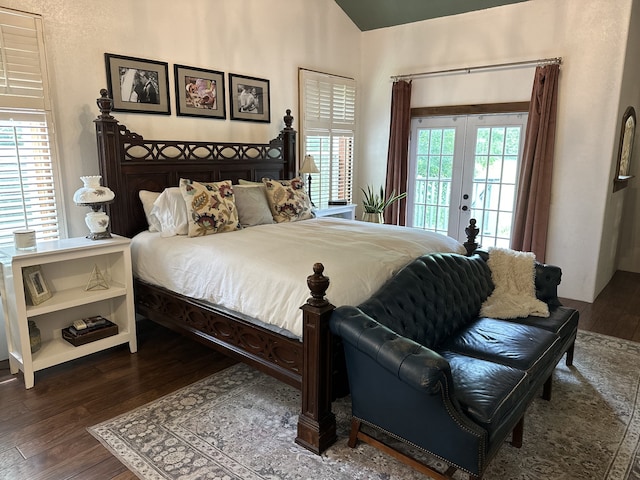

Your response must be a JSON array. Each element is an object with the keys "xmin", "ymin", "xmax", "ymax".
[
  {"xmin": 73, "ymin": 175, "xmax": 115, "ymax": 240},
  {"xmin": 299, "ymin": 155, "xmax": 319, "ymax": 207}
]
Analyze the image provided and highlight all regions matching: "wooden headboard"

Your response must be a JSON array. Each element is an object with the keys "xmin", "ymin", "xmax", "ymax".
[{"xmin": 94, "ymin": 89, "xmax": 297, "ymax": 238}]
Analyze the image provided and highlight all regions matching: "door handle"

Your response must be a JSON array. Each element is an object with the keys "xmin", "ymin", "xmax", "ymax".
[{"xmin": 461, "ymin": 193, "xmax": 470, "ymax": 211}]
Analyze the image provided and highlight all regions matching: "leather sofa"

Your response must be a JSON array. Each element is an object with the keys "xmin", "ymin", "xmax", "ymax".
[{"xmin": 329, "ymin": 251, "xmax": 579, "ymax": 480}]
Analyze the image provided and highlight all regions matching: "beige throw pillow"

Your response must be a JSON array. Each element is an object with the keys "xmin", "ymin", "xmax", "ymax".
[
  {"xmin": 138, "ymin": 190, "xmax": 161, "ymax": 232},
  {"xmin": 233, "ymin": 184, "xmax": 275, "ymax": 227}
]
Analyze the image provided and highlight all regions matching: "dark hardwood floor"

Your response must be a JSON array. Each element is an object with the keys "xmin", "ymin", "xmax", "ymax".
[{"xmin": 1, "ymin": 270, "xmax": 639, "ymax": 480}]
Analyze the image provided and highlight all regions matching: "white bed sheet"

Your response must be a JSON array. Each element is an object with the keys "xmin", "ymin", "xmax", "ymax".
[{"xmin": 131, "ymin": 217, "xmax": 466, "ymax": 338}]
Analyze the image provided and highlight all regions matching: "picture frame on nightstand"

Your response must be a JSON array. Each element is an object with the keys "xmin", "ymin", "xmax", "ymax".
[{"xmin": 22, "ymin": 265, "xmax": 52, "ymax": 306}]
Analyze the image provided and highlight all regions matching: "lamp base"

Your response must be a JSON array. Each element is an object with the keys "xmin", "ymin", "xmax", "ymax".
[
  {"xmin": 84, "ymin": 210, "xmax": 111, "ymax": 240},
  {"xmin": 306, "ymin": 175, "xmax": 316, "ymax": 208},
  {"xmin": 86, "ymin": 231, "xmax": 112, "ymax": 240}
]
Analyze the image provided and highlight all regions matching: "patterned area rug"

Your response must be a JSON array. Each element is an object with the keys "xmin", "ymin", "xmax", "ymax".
[{"xmin": 89, "ymin": 331, "xmax": 640, "ymax": 479}]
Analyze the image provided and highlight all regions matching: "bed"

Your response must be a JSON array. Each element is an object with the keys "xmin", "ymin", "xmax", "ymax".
[{"xmin": 93, "ymin": 88, "xmax": 479, "ymax": 454}]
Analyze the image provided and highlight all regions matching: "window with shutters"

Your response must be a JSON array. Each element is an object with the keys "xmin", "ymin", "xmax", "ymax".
[
  {"xmin": 0, "ymin": 8, "xmax": 63, "ymax": 247},
  {"xmin": 299, "ymin": 69, "xmax": 356, "ymax": 207}
]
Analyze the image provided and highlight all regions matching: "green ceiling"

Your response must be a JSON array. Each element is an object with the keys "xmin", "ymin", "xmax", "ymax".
[{"xmin": 334, "ymin": 0, "xmax": 529, "ymax": 31}]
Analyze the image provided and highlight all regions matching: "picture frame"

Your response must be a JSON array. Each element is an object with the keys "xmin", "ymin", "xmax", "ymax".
[
  {"xmin": 23, "ymin": 265, "xmax": 52, "ymax": 306},
  {"xmin": 174, "ymin": 64, "xmax": 226, "ymax": 119},
  {"xmin": 104, "ymin": 53, "xmax": 171, "ymax": 115},
  {"xmin": 228, "ymin": 73, "xmax": 270, "ymax": 123},
  {"xmin": 613, "ymin": 106, "xmax": 637, "ymax": 192}
]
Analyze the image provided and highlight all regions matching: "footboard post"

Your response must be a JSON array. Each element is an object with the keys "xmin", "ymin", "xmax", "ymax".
[
  {"xmin": 464, "ymin": 218, "xmax": 479, "ymax": 256},
  {"xmin": 296, "ymin": 263, "xmax": 337, "ymax": 454}
]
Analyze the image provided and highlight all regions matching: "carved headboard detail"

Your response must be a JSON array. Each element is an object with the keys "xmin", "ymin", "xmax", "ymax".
[{"xmin": 93, "ymin": 89, "xmax": 297, "ymax": 238}]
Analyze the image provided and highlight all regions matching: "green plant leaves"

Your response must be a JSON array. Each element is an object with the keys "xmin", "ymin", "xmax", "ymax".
[{"xmin": 360, "ymin": 185, "xmax": 407, "ymax": 213}]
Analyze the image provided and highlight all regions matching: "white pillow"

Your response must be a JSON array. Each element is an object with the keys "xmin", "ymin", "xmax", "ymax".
[
  {"xmin": 233, "ymin": 185, "xmax": 274, "ymax": 227},
  {"xmin": 150, "ymin": 187, "xmax": 189, "ymax": 237},
  {"xmin": 138, "ymin": 190, "xmax": 161, "ymax": 232}
]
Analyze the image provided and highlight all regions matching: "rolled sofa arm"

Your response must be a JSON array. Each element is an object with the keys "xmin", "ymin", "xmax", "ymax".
[
  {"xmin": 330, "ymin": 305, "xmax": 454, "ymax": 396},
  {"xmin": 535, "ymin": 262, "xmax": 562, "ymax": 307}
]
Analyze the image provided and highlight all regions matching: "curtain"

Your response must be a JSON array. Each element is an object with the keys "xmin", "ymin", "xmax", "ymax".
[
  {"xmin": 384, "ymin": 80, "xmax": 412, "ymax": 225},
  {"xmin": 510, "ymin": 64, "xmax": 560, "ymax": 262}
]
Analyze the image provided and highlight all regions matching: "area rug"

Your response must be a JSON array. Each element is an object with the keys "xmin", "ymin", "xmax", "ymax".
[{"xmin": 89, "ymin": 331, "xmax": 640, "ymax": 479}]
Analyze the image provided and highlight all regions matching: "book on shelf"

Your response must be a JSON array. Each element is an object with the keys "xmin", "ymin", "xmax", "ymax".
[{"xmin": 62, "ymin": 316, "xmax": 118, "ymax": 346}]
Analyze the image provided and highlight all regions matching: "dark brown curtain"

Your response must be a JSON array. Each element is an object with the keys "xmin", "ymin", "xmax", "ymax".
[
  {"xmin": 384, "ymin": 80, "xmax": 412, "ymax": 225},
  {"xmin": 510, "ymin": 64, "xmax": 560, "ymax": 261}
]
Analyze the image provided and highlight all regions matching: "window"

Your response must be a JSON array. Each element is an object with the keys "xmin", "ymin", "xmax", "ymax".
[
  {"xmin": 299, "ymin": 69, "xmax": 356, "ymax": 207},
  {"xmin": 0, "ymin": 8, "xmax": 62, "ymax": 247}
]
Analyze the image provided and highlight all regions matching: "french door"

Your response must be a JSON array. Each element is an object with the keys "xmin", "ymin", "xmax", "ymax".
[{"xmin": 408, "ymin": 112, "xmax": 528, "ymax": 247}]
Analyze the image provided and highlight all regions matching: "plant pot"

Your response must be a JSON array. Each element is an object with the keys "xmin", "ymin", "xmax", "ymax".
[{"xmin": 362, "ymin": 212, "xmax": 384, "ymax": 223}]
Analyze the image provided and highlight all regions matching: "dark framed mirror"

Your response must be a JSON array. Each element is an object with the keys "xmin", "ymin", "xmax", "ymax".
[{"xmin": 613, "ymin": 106, "xmax": 636, "ymax": 192}]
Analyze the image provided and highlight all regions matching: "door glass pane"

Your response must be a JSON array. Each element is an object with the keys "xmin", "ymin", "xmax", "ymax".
[
  {"xmin": 472, "ymin": 124, "xmax": 523, "ymax": 248},
  {"xmin": 411, "ymin": 126, "xmax": 454, "ymax": 235}
]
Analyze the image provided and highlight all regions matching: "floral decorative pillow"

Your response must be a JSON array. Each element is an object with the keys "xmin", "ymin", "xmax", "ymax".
[
  {"xmin": 179, "ymin": 178, "xmax": 241, "ymax": 237},
  {"xmin": 262, "ymin": 177, "xmax": 313, "ymax": 223}
]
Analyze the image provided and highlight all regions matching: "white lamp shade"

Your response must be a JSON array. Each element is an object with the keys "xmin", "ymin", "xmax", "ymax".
[
  {"xmin": 73, "ymin": 175, "xmax": 115, "ymax": 205},
  {"xmin": 299, "ymin": 155, "xmax": 319, "ymax": 174}
]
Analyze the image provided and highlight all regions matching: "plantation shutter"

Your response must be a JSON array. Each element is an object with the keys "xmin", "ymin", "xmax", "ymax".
[
  {"xmin": 0, "ymin": 8, "xmax": 61, "ymax": 247},
  {"xmin": 299, "ymin": 69, "xmax": 356, "ymax": 207}
]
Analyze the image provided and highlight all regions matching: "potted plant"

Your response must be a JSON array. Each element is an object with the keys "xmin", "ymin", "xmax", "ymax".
[{"xmin": 361, "ymin": 185, "xmax": 407, "ymax": 223}]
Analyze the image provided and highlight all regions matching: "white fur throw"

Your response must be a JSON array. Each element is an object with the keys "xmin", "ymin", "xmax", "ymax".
[{"xmin": 480, "ymin": 247, "xmax": 549, "ymax": 319}]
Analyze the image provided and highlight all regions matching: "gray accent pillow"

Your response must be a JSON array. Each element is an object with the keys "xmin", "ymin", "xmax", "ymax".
[{"xmin": 233, "ymin": 185, "xmax": 275, "ymax": 226}]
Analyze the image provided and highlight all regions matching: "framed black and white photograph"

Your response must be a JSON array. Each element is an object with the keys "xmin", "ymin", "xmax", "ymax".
[
  {"xmin": 23, "ymin": 265, "xmax": 52, "ymax": 306},
  {"xmin": 104, "ymin": 53, "xmax": 170, "ymax": 115},
  {"xmin": 228, "ymin": 73, "xmax": 270, "ymax": 123},
  {"xmin": 174, "ymin": 64, "xmax": 226, "ymax": 119}
]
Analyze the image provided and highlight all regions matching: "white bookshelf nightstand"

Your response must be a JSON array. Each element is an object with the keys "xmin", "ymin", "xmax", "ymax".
[
  {"xmin": 0, "ymin": 235, "xmax": 137, "ymax": 388},
  {"xmin": 313, "ymin": 204, "xmax": 357, "ymax": 220}
]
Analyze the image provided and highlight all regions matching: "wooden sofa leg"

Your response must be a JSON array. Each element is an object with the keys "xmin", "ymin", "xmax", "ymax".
[
  {"xmin": 565, "ymin": 341, "xmax": 575, "ymax": 366},
  {"xmin": 542, "ymin": 375, "xmax": 553, "ymax": 401},
  {"xmin": 348, "ymin": 417, "xmax": 460, "ymax": 479},
  {"xmin": 348, "ymin": 418, "xmax": 361, "ymax": 448},
  {"xmin": 511, "ymin": 416, "xmax": 524, "ymax": 448}
]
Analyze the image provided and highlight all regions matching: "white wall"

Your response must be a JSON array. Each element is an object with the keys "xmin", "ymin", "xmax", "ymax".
[
  {"xmin": 357, "ymin": 0, "xmax": 633, "ymax": 303},
  {"xmin": 615, "ymin": 0, "xmax": 640, "ymax": 273},
  {"xmin": 0, "ymin": 0, "xmax": 361, "ymax": 361}
]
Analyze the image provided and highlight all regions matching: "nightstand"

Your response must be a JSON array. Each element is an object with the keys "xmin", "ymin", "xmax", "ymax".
[
  {"xmin": 0, "ymin": 235, "xmax": 137, "ymax": 388},
  {"xmin": 313, "ymin": 204, "xmax": 357, "ymax": 220}
]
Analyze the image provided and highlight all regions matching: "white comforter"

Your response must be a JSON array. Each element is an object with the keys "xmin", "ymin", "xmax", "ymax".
[{"xmin": 131, "ymin": 217, "xmax": 465, "ymax": 338}]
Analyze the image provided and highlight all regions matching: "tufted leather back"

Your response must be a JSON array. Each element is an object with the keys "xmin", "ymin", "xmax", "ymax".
[{"xmin": 358, "ymin": 253, "xmax": 494, "ymax": 349}]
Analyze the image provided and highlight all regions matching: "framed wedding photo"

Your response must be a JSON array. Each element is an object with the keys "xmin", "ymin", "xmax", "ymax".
[
  {"xmin": 174, "ymin": 64, "xmax": 226, "ymax": 119},
  {"xmin": 23, "ymin": 265, "xmax": 52, "ymax": 306},
  {"xmin": 228, "ymin": 73, "xmax": 270, "ymax": 123},
  {"xmin": 104, "ymin": 53, "xmax": 171, "ymax": 115}
]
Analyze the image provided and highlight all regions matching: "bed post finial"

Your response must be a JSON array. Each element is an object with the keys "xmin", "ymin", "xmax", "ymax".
[
  {"xmin": 97, "ymin": 88, "xmax": 114, "ymax": 119},
  {"xmin": 306, "ymin": 263, "xmax": 329, "ymax": 307},
  {"xmin": 464, "ymin": 218, "xmax": 480, "ymax": 256},
  {"xmin": 283, "ymin": 109, "xmax": 294, "ymax": 130}
]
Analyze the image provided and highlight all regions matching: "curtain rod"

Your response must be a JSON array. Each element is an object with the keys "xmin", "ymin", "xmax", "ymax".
[{"xmin": 391, "ymin": 57, "xmax": 562, "ymax": 82}]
